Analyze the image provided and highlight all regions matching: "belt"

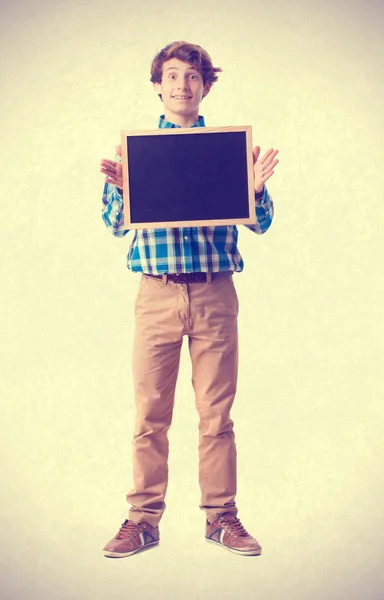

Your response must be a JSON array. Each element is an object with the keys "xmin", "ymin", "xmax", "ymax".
[{"xmin": 143, "ymin": 270, "xmax": 233, "ymax": 284}]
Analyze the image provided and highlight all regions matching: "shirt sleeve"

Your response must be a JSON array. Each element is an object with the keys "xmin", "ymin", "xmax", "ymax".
[
  {"xmin": 101, "ymin": 154, "xmax": 130, "ymax": 238},
  {"xmin": 243, "ymin": 185, "xmax": 274, "ymax": 235}
]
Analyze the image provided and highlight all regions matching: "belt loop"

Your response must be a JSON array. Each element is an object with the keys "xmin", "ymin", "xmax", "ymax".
[
  {"xmin": 206, "ymin": 272, "xmax": 212, "ymax": 284},
  {"xmin": 162, "ymin": 274, "xmax": 168, "ymax": 285}
]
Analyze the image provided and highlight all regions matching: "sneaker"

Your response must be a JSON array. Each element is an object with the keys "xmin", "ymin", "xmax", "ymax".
[
  {"xmin": 102, "ymin": 519, "xmax": 159, "ymax": 558},
  {"xmin": 205, "ymin": 512, "xmax": 262, "ymax": 556}
]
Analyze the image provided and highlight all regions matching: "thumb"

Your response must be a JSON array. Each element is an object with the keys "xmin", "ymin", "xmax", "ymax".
[
  {"xmin": 253, "ymin": 145, "xmax": 261, "ymax": 164},
  {"xmin": 115, "ymin": 144, "xmax": 122, "ymax": 157}
]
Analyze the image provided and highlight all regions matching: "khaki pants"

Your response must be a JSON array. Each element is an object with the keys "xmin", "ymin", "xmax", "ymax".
[{"xmin": 126, "ymin": 272, "xmax": 239, "ymax": 526}]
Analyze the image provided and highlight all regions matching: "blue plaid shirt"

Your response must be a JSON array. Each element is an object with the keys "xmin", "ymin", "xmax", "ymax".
[{"xmin": 101, "ymin": 115, "xmax": 274, "ymax": 274}]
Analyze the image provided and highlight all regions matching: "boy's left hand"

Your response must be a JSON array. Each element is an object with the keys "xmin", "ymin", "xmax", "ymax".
[
  {"xmin": 100, "ymin": 145, "xmax": 123, "ymax": 190},
  {"xmin": 253, "ymin": 146, "xmax": 279, "ymax": 194}
]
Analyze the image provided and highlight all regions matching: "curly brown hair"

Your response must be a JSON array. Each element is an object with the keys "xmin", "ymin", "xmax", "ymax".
[{"xmin": 150, "ymin": 41, "xmax": 222, "ymax": 87}]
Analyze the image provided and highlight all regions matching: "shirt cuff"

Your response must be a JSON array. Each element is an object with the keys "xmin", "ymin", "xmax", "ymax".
[{"xmin": 255, "ymin": 186, "xmax": 266, "ymax": 204}]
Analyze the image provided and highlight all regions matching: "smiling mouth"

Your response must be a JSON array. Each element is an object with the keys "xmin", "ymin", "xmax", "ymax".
[{"xmin": 172, "ymin": 96, "xmax": 192, "ymax": 99}]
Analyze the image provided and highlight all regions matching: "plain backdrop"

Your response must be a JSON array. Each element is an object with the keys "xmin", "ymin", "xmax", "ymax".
[{"xmin": 1, "ymin": 0, "xmax": 383, "ymax": 599}]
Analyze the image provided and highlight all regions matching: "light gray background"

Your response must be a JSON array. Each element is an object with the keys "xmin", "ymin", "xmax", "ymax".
[{"xmin": 1, "ymin": 0, "xmax": 383, "ymax": 599}]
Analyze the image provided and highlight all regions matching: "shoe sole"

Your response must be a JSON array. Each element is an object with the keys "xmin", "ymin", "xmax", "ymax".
[
  {"xmin": 103, "ymin": 540, "xmax": 159, "ymax": 558},
  {"xmin": 205, "ymin": 537, "xmax": 262, "ymax": 556}
]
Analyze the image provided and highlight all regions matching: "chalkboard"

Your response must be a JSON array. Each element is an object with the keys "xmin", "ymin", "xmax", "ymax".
[{"xmin": 120, "ymin": 126, "xmax": 256, "ymax": 230}]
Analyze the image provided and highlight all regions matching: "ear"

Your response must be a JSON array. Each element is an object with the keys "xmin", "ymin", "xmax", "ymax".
[
  {"xmin": 153, "ymin": 81, "xmax": 163, "ymax": 101},
  {"xmin": 202, "ymin": 83, "xmax": 212, "ymax": 99},
  {"xmin": 153, "ymin": 82, "xmax": 162, "ymax": 94}
]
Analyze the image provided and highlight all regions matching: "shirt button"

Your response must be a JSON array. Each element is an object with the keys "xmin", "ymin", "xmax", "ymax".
[{"xmin": 184, "ymin": 236, "xmax": 188, "ymax": 241}]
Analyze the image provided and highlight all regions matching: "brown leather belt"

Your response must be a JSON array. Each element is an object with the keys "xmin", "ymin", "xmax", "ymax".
[{"xmin": 143, "ymin": 270, "xmax": 233, "ymax": 284}]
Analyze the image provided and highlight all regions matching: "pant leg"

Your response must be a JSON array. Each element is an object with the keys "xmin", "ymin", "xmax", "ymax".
[
  {"xmin": 126, "ymin": 275, "xmax": 184, "ymax": 526},
  {"xmin": 187, "ymin": 275, "xmax": 239, "ymax": 524}
]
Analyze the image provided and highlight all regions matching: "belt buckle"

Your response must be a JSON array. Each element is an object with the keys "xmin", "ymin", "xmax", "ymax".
[{"xmin": 174, "ymin": 273, "xmax": 189, "ymax": 283}]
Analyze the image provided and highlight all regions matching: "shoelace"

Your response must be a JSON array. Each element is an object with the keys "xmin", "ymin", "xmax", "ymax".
[
  {"xmin": 115, "ymin": 519, "xmax": 142, "ymax": 539},
  {"xmin": 219, "ymin": 515, "xmax": 251, "ymax": 537}
]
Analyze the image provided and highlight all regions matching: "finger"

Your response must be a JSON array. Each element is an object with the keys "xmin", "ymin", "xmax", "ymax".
[
  {"xmin": 105, "ymin": 176, "xmax": 117, "ymax": 184},
  {"xmin": 101, "ymin": 161, "xmax": 119, "ymax": 173},
  {"xmin": 100, "ymin": 165, "xmax": 116, "ymax": 177},
  {"xmin": 115, "ymin": 145, "xmax": 122, "ymax": 156},
  {"xmin": 260, "ymin": 148, "xmax": 278, "ymax": 164},
  {"xmin": 262, "ymin": 167, "xmax": 277, "ymax": 182},
  {"xmin": 259, "ymin": 148, "xmax": 273, "ymax": 163},
  {"xmin": 101, "ymin": 159, "xmax": 118, "ymax": 167},
  {"xmin": 262, "ymin": 161, "xmax": 278, "ymax": 177},
  {"xmin": 262, "ymin": 158, "xmax": 279, "ymax": 172}
]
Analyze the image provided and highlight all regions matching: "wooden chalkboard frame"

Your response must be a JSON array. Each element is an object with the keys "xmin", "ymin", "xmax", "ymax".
[{"xmin": 120, "ymin": 125, "xmax": 256, "ymax": 230}]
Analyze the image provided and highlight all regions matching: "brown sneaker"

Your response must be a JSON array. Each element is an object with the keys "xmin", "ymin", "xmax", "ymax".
[
  {"xmin": 205, "ymin": 513, "xmax": 262, "ymax": 556},
  {"xmin": 102, "ymin": 519, "xmax": 159, "ymax": 558}
]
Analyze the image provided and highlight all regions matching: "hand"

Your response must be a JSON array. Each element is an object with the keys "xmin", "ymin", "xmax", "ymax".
[
  {"xmin": 100, "ymin": 145, "xmax": 123, "ymax": 190},
  {"xmin": 253, "ymin": 146, "xmax": 279, "ymax": 194}
]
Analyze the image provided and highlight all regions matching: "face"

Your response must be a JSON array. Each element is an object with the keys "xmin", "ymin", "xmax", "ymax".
[{"xmin": 153, "ymin": 58, "xmax": 211, "ymax": 125}]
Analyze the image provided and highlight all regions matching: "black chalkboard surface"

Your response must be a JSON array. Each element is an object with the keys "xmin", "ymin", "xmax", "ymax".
[{"xmin": 120, "ymin": 126, "xmax": 256, "ymax": 230}]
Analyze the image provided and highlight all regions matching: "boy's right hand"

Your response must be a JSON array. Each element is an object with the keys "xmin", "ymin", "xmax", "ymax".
[{"xmin": 100, "ymin": 145, "xmax": 123, "ymax": 190}]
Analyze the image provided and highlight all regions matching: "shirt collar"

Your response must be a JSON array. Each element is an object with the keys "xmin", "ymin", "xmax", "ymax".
[{"xmin": 158, "ymin": 114, "xmax": 205, "ymax": 129}]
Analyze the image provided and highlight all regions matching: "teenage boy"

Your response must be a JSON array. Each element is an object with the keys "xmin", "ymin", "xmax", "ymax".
[{"xmin": 100, "ymin": 41, "xmax": 279, "ymax": 558}]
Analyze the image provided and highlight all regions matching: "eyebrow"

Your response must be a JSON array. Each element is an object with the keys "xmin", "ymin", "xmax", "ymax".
[{"xmin": 164, "ymin": 66, "xmax": 199, "ymax": 72}]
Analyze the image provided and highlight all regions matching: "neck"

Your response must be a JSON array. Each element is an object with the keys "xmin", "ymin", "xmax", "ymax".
[{"xmin": 164, "ymin": 109, "xmax": 199, "ymax": 128}]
